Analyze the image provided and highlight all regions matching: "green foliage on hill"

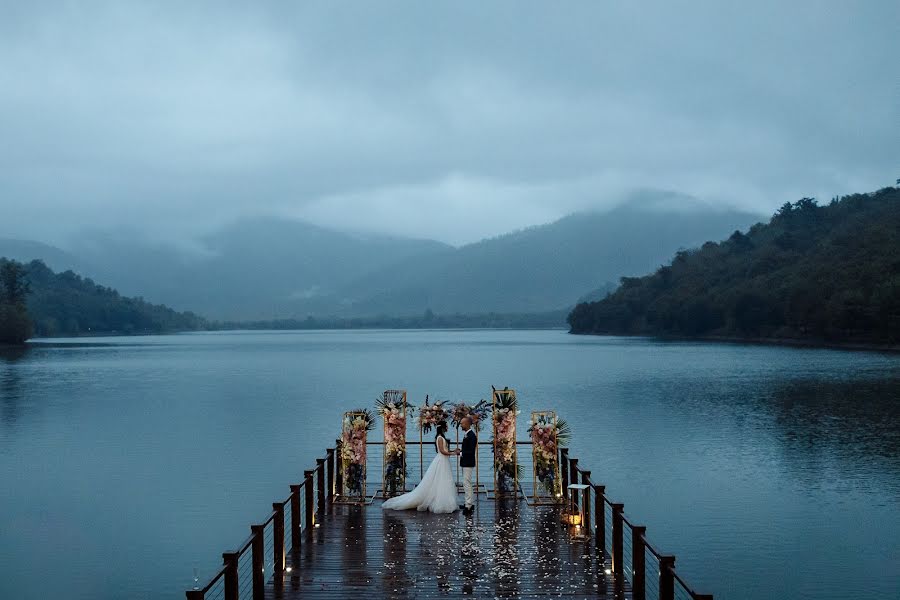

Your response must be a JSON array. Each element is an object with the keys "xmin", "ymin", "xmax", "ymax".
[
  {"xmin": 2, "ymin": 259, "xmax": 208, "ymax": 337},
  {"xmin": 568, "ymin": 187, "xmax": 900, "ymax": 345},
  {"xmin": 0, "ymin": 260, "xmax": 32, "ymax": 344}
]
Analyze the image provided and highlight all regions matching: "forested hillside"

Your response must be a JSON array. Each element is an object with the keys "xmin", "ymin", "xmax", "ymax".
[
  {"xmin": 4, "ymin": 259, "xmax": 207, "ymax": 337},
  {"xmin": 568, "ymin": 187, "xmax": 900, "ymax": 345}
]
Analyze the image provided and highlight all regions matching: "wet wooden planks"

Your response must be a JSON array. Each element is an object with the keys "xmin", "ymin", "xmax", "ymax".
[{"xmin": 267, "ymin": 498, "xmax": 629, "ymax": 599}]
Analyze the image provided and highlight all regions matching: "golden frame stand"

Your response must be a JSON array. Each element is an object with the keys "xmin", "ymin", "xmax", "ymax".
[
  {"xmin": 380, "ymin": 390, "xmax": 408, "ymax": 499},
  {"xmin": 334, "ymin": 411, "xmax": 375, "ymax": 505},
  {"xmin": 527, "ymin": 410, "xmax": 564, "ymax": 506}
]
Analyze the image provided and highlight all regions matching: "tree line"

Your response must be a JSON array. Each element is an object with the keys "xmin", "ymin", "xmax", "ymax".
[
  {"xmin": 568, "ymin": 186, "xmax": 900, "ymax": 345},
  {"xmin": 0, "ymin": 258, "xmax": 207, "ymax": 342}
]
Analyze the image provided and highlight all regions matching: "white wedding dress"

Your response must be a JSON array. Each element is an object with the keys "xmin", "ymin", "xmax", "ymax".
[{"xmin": 382, "ymin": 435, "xmax": 458, "ymax": 513}]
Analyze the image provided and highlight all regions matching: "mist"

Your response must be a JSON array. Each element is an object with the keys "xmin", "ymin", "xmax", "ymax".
[{"xmin": 1, "ymin": 1, "xmax": 898, "ymax": 246}]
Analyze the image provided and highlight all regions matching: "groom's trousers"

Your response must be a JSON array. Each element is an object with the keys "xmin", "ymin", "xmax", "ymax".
[{"xmin": 462, "ymin": 467, "xmax": 475, "ymax": 508}]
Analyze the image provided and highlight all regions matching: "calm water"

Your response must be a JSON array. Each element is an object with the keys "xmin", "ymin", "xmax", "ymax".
[{"xmin": 1, "ymin": 330, "xmax": 898, "ymax": 599}]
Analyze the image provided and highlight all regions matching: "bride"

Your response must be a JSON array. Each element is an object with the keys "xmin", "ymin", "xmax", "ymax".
[{"xmin": 383, "ymin": 421, "xmax": 459, "ymax": 513}]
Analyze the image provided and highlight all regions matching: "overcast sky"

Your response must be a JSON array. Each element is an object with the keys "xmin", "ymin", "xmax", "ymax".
[{"xmin": 1, "ymin": 1, "xmax": 897, "ymax": 246}]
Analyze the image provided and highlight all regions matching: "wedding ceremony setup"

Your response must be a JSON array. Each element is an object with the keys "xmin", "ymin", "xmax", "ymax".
[{"xmin": 185, "ymin": 387, "xmax": 712, "ymax": 600}]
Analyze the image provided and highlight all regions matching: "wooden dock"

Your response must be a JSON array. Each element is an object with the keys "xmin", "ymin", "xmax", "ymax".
[
  {"xmin": 187, "ymin": 441, "xmax": 712, "ymax": 600},
  {"xmin": 274, "ymin": 498, "xmax": 620, "ymax": 599}
]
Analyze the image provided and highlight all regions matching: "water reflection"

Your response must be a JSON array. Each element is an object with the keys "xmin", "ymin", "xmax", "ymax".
[
  {"xmin": 381, "ymin": 513, "xmax": 411, "ymax": 597},
  {"xmin": 492, "ymin": 498, "xmax": 519, "ymax": 598},
  {"xmin": 342, "ymin": 507, "xmax": 368, "ymax": 589},
  {"xmin": 0, "ymin": 346, "xmax": 27, "ymax": 426}
]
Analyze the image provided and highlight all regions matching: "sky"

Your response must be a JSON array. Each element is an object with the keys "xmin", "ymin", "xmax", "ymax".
[{"xmin": 1, "ymin": 1, "xmax": 897, "ymax": 246}]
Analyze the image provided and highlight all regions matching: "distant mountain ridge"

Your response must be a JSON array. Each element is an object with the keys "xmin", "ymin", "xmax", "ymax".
[{"xmin": 1, "ymin": 195, "xmax": 762, "ymax": 320}]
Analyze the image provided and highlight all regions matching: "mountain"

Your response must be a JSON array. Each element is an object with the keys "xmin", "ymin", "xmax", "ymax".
[
  {"xmin": 1, "ymin": 259, "xmax": 207, "ymax": 337},
  {"xmin": 66, "ymin": 218, "xmax": 452, "ymax": 320},
  {"xmin": 567, "ymin": 187, "xmax": 900, "ymax": 345},
  {"xmin": 330, "ymin": 197, "xmax": 761, "ymax": 315},
  {"xmin": 7, "ymin": 196, "xmax": 760, "ymax": 320},
  {"xmin": 0, "ymin": 238, "xmax": 82, "ymax": 273}
]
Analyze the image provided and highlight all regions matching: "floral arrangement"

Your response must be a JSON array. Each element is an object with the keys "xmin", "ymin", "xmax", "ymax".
[
  {"xmin": 449, "ymin": 399, "xmax": 491, "ymax": 432},
  {"xmin": 492, "ymin": 388, "xmax": 519, "ymax": 494},
  {"xmin": 340, "ymin": 409, "xmax": 374, "ymax": 498},
  {"xmin": 376, "ymin": 392, "xmax": 409, "ymax": 496},
  {"xmin": 528, "ymin": 412, "xmax": 571, "ymax": 496},
  {"xmin": 417, "ymin": 396, "xmax": 448, "ymax": 433}
]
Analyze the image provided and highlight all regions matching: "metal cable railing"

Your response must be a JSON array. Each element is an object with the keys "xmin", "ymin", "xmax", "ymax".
[
  {"xmin": 188, "ymin": 440, "xmax": 712, "ymax": 600},
  {"xmin": 186, "ymin": 445, "xmax": 337, "ymax": 600},
  {"xmin": 562, "ymin": 447, "xmax": 712, "ymax": 600}
]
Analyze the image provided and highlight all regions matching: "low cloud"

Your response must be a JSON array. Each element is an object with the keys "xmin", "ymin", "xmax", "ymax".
[{"xmin": 1, "ymin": 1, "xmax": 897, "ymax": 246}]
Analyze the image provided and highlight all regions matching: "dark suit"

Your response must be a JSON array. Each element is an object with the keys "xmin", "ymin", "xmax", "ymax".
[
  {"xmin": 460, "ymin": 428, "xmax": 477, "ymax": 467},
  {"xmin": 460, "ymin": 428, "xmax": 477, "ymax": 508}
]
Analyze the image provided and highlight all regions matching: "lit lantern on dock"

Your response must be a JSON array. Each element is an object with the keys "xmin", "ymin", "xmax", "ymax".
[{"xmin": 567, "ymin": 483, "xmax": 590, "ymax": 540}]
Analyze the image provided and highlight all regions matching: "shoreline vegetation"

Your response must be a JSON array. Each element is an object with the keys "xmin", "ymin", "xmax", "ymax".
[{"xmin": 568, "ymin": 186, "xmax": 900, "ymax": 348}]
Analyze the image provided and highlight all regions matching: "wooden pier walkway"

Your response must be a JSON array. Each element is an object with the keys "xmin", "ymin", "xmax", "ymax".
[
  {"xmin": 272, "ymin": 498, "xmax": 623, "ymax": 599},
  {"xmin": 187, "ymin": 441, "xmax": 711, "ymax": 600}
]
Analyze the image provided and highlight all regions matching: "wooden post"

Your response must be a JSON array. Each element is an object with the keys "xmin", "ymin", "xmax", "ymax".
[
  {"xmin": 631, "ymin": 525, "xmax": 646, "ymax": 600},
  {"xmin": 289, "ymin": 485, "xmax": 302, "ymax": 550},
  {"xmin": 251, "ymin": 525, "xmax": 265, "ymax": 600},
  {"xmin": 569, "ymin": 458, "xmax": 579, "ymax": 512},
  {"xmin": 316, "ymin": 459, "xmax": 326, "ymax": 514},
  {"xmin": 222, "ymin": 552, "xmax": 239, "ymax": 600},
  {"xmin": 272, "ymin": 503, "xmax": 285, "ymax": 583},
  {"xmin": 335, "ymin": 439, "xmax": 343, "ymax": 496},
  {"xmin": 580, "ymin": 470, "xmax": 592, "ymax": 533},
  {"xmin": 594, "ymin": 484, "xmax": 606, "ymax": 554},
  {"xmin": 560, "ymin": 448, "xmax": 569, "ymax": 496},
  {"xmin": 304, "ymin": 470, "xmax": 315, "ymax": 529},
  {"xmin": 659, "ymin": 555, "xmax": 676, "ymax": 600},
  {"xmin": 611, "ymin": 503, "xmax": 624, "ymax": 579},
  {"xmin": 185, "ymin": 591, "xmax": 204, "ymax": 600},
  {"xmin": 694, "ymin": 595, "xmax": 714, "ymax": 600},
  {"xmin": 326, "ymin": 448, "xmax": 335, "ymax": 500}
]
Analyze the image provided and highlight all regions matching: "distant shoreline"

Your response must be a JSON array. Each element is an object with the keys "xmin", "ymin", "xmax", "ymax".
[
  {"xmin": 23, "ymin": 324, "xmax": 569, "ymax": 341},
  {"xmin": 569, "ymin": 330, "xmax": 900, "ymax": 353}
]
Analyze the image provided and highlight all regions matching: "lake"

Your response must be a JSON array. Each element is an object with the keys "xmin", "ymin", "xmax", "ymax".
[{"xmin": 1, "ymin": 330, "xmax": 898, "ymax": 599}]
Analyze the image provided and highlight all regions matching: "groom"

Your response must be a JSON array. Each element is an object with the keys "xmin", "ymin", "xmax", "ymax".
[{"xmin": 459, "ymin": 417, "xmax": 477, "ymax": 513}]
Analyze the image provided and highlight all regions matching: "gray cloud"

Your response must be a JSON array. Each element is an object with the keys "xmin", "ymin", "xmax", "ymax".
[{"xmin": 1, "ymin": 1, "xmax": 897, "ymax": 245}]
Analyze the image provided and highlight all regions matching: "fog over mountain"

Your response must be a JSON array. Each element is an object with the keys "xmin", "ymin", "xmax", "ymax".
[
  {"xmin": 1, "ymin": 1, "xmax": 897, "ymax": 248},
  {"xmin": 0, "ymin": 193, "xmax": 761, "ymax": 320}
]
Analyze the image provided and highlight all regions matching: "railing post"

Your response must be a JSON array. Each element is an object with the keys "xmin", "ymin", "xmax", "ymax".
[
  {"xmin": 631, "ymin": 525, "xmax": 646, "ymax": 600},
  {"xmin": 272, "ymin": 502, "xmax": 285, "ymax": 583},
  {"xmin": 316, "ymin": 458, "xmax": 326, "ymax": 514},
  {"xmin": 289, "ymin": 485, "xmax": 302, "ymax": 550},
  {"xmin": 659, "ymin": 555, "xmax": 676, "ymax": 600},
  {"xmin": 594, "ymin": 484, "xmax": 606, "ymax": 555},
  {"xmin": 560, "ymin": 448, "xmax": 569, "ymax": 494},
  {"xmin": 611, "ymin": 503, "xmax": 624, "ymax": 579},
  {"xmin": 580, "ymin": 470, "xmax": 592, "ymax": 532},
  {"xmin": 326, "ymin": 448, "xmax": 335, "ymax": 500},
  {"xmin": 335, "ymin": 439, "xmax": 343, "ymax": 496},
  {"xmin": 304, "ymin": 470, "xmax": 315, "ymax": 529},
  {"xmin": 569, "ymin": 458, "xmax": 579, "ymax": 512},
  {"xmin": 222, "ymin": 552, "xmax": 239, "ymax": 600},
  {"xmin": 251, "ymin": 525, "xmax": 265, "ymax": 600},
  {"xmin": 186, "ymin": 591, "xmax": 204, "ymax": 600}
]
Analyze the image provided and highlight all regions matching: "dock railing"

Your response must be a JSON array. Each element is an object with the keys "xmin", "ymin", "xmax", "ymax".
[{"xmin": 187, "ymin": 440, "xmax": 712, "ymax": 600}]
